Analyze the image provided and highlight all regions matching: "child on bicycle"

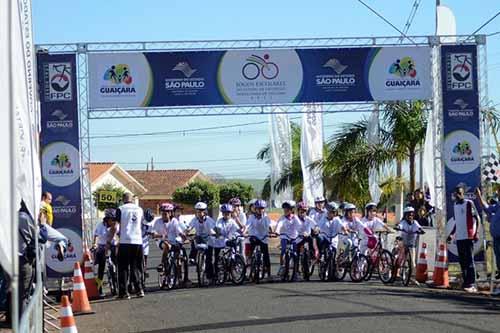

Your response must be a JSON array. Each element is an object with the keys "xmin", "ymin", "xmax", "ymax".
[
  {"xmin": 342, "ymin": 203, "xmax": 370, "ymax": 253},
  {"xmin": 244, "ymin": 199, "xmax": 273, "ymax": 280},
  {"xmin": 316, "ymin": 202, "xmax": 348, "ymax": 261},
  {"xmin": 296, "ymin": 201, "xmax": 320, "ymax": 265},
  {"xmin": 186, "ymin": 202, "xmax": 216, "ymax": 264},
  {"xmin": 208, "ymin": 204, "xmax": 242, "ymax": 282},
  {"xmin": 308, "ymin": 196, "xmax": 327, "ymax": 225},
  {"xmin": 396, "ymin": 206, "xmax": 425, "ymax": 273},
  {"xmin": 361, "ymin": 203, "xmax": 392, "ymax": 255},
  {"xmin": 275, "ymin": 200, "xmax": 302, "ymax": 279},
  {"xmin": 92, "ymin": 208, "xmax": 119, "ymax": 297}
]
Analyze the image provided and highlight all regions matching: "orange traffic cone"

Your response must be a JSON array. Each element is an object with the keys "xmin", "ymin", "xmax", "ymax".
[
  {"xmin": 59, "ymin": 295, "xmax": 78, "ymax": 333},
  {"xmin": 432, "ymin": 242, "xmax": 449, "ymax": 288},
  {"xmin": 72, "ymin": 262, "xmax": 94, "ymax": 314},
  {"xmin": 82, "ymin": 250, "xmax": 99, "ymax": 300},
  {"xmin": 416, "ymin": 242, "xmax": 428, "ymax": 283}
]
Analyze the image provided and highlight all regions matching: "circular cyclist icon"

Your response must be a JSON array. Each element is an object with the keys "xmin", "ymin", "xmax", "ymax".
[{"xmin": 242, "ymin": 54, "xmax": 279, "ymax": 80}]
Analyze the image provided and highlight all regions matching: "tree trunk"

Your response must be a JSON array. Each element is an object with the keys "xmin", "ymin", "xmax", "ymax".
[
  {"xmin": 395, "ymin": 161, "xmax": 404, "ymax": 222},
  {"xmin": 409, "ymin": 148, "xmax": 416, "ymax": 192}
]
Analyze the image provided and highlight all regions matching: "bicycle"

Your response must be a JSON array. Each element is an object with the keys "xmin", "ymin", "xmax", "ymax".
[
  {"xmin": 318, "ymin": 232, "xmax": 338, "ymax": 282},
  {"xmin": 214, "ymin": 236, "xmax": 247, "ymax": 286},
  {"xmin": 248, "ymin": 235, "xmax": 270, "ymax": 284},
  {"xmin": 297, "ymin": 235, "xmax": 315, "ymax": 281},
  {"xmin": 242, "ymin": 54, "xmax": 279, "ymax": 80},
  {"xmin": 278, "ymin": 234, "xmax": 298, "ymax": 282},
  {"xmin": 335, "ymin": 232, "xmax": 370, "ymax": 282},
  {"xmin": 391, "ymin": 227, "xmax": 425, "ymax": 286},
  {"xmin": 158, "ymin": 241, "xmax": 187, "ymax": 290},
  {"xmin": 105, "ymin": 249, "xmax": 118, "ymax": 296},
  {"xmin": 364, "ymin": 230, "xmax": 395, "ymax": 284}
]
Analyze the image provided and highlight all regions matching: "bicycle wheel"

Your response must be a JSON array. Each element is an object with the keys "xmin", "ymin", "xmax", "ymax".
[
  {"xmin": 350, "ymin": 254, "xmax": 370, "ymax": 282},
  {"xmin": 107, "ymin": 266, "xmax": 117, "ymax": 296},
  {"xmin": 378, "ymin": 250, "xmax": 395, "ymax": 284},
  {"xmin": 334, "ymin": 250, "xmax": 347, "ymax": 281},
  {"xmin": 318, "ymin": 252, "xmax": 328, "ymax": 281},
  {"xmin": 280, "ymin": 252, "xmax": 290, "ymax": 282},
  {"xmin": 302, "ymin": 251, "xmax": 311, "ymax": 281},
  {"xmin": 197, "ymin": 251, "xmax": 209, "ymax": 287},
  {"xmin": 401, "ymin": 251, "xmax": 412, "ymax": 286},
  {"xmin": 165, "ymin": 256, "xmax": 177, "ymax": 290},
  {"xmin": 215, "ymin": 255, "xmax": 226, "ymax": 286},
  {"xmin": 230, "ymin": 254, "xmax": 246, "ymax": 285}
]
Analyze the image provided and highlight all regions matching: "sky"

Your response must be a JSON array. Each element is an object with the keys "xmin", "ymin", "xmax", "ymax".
[{"xmin": 32, "ymin": 0, "xmax": 500, "ymax": 179}]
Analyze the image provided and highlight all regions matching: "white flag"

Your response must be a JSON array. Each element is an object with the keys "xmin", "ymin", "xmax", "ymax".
[
  {"xmin": 269, "ymin": 109, "xmax": 293, "ymax": 207},
  {"xmin": 300, "ymin": 104, "xmax": 324, "ymax": 207},
  {"xmin": 436, "ymin": 5, "xmax": 457, "ymax": 43},
  {"xmin": 367, "ymin": 109, "xmax": 382, "ymax": 204}
]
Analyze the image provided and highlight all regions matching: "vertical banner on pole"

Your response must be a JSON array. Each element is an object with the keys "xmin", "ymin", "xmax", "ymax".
[
  {"xmin": 441, "ymin": 45, "xmax": 484, "ymax": 262},
  {"xmin": 38, "ymin": 54, "xmax": 83, "ymax": 277}
]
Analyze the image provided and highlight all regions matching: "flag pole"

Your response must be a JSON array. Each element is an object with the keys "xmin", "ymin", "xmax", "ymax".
[{"xmin": 8, "ymin": 0, "xmax": 20, "ymax": 330}]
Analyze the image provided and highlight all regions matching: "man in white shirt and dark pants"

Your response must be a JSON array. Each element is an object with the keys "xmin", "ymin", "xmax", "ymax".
[
  {"xmin": 447, "ymin": 186, "xmax": 480, "ymax": 293},
  {"xmin": 115, "ymin": 193, "xmax": 145, "ymax": 299}
]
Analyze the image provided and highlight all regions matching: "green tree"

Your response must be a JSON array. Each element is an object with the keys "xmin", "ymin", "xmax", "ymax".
[
  {"xmin": 172, "ymin": 180, "xmax": 220, "ymax": 208},
  {"xmin": 93, "ymin": 183, "xmax": 126, "ymax": 211},
  {"xmin": 219, "ymin": 182, "xmax": 254, "ymax": 205}
]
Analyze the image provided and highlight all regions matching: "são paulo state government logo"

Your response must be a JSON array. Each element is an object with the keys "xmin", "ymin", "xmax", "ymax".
[
  {"xmin": 316, "ymin": 57, "xmax": 355, "ymax": 92},
  {"xmin": 165, "ymin": 61, "xmax": 205, "ymax": 92}
]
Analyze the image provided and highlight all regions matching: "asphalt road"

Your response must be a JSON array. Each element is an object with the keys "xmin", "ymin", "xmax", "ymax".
[{"xmin": 75, "ymin": 245, "xmax": 500, "ymax": 333}]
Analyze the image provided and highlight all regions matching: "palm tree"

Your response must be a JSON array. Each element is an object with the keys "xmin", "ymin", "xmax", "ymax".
[{"xmin": 318, "ymin": 101, "xmax": 428, "ymax": 203}]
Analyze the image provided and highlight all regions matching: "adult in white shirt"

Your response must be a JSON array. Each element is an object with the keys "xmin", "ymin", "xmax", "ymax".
[
  {"xmin": 208, "ymin": 204, "xmax": 242, "ymax": 281},
  {"xmin": 447, "ymin": 186, "xmax": 480, "ymax": 292},
  {"xmin": 309, "ymin": 196, "xmax": 327, "ymax": 225},
  {"xmin": 244, "ymin": 200, "xmax": 273, "ymax": 278},
  {"xmin": 275, "ymin": 201, "xmax": 302, "ymax": 278},
  {"xmin": 115, "ymin": 193, "xmax": 145, "ymax": 299}
]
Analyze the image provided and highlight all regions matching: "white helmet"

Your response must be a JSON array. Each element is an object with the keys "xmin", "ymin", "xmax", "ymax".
[
  {"xmin": 344, "ymin": 203, "xmax": 356, "ymax": 211},
  {"xmin": 365, "ymin": 202, "xmax": 377, "ymax": 210},
  {"xmin": 314, "ymin": 196, "xmax": 326, "ymax": 203},
  {"xmin": 194, "ymin": 202, "xmax": 208, "ymax": 210},
  {"xmin": 403, "ymin": 206, "xmax": 415, "ymax": 214}
]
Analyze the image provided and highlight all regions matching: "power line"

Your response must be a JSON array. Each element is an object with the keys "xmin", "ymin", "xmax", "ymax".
[
  {"xmin": 465, "ymin": 11, "xmax": 500, "ymax": 40},
  {"xmin": 488, "ymin": 31, "xmax": 500, "ymax": 37},
  {"xmin": 399, "ymin": 0, "xmax": 421, "ymax": 42},
  {"xmin": 355, "ymin": 0, "xmax": 417, "ymax": 44},
  {"xmin": 118, "ymin": 157, "xmax": 258, "ymax": 165}
]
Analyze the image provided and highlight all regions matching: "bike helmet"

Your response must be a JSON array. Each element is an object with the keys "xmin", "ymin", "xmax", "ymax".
[
  {"xmin": 229, "ymin": 197, "xmax": 242, "ymax": 206},
  {"xmin": 144, "ymin": 208, "xmax": 155, "ymax": 222},
  {"xmin": 344, "ymin": 203, "xmax": 356, "ymax": 211},
  {"xmin": 248, "ymin": 198, "xmax": 257, "ymax": 206},
  {"xmin": 403, "ymin": 206, "xmax": 415, "ymax": 214},
  {"xmin": 160, "ymin": 203, "xmax": 174, "ymax": 212},
  {"xmin": 297, "ymin": 201, "xmax": 308, "ymax": 211},
  {"xmin": 220, "ymin": 204, "xmax": 234, "ymax": 213},
  {"xmin": 281, "ymin": 200, "xmax": 296, "ymax": 209},
  {"xmin": 326, "ymin": 201, "xmax": 339, "ymax": 212},
  {"xmin": 194, "ymin": 202, "xmax": 208, "ymax": 210},
  {"xmin": 104, "ymin": 208, "xmax": 116, "ymax": 219},
  {"xmin": 314, "ymin": 196, "xmax": 326, "ymax": 203},
  {"xmin": 173, "ymin": 203, "xmax": 184, "ymax": 211},
  {"xmin": 365, "ymin": 202, "xmax": 377, "ymax": 211},
  {"xmin": 254, "ymin": 199, "xmax": 267, "ymax": 209}
]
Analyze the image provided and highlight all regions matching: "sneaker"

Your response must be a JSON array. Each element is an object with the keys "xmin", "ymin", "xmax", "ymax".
[
  {"xmin": 464, "ymin": 286, "xmax": 478, "ymax": 293},
  {"xmin": 137, "ymin": 290, "xmax": 145, "ymax": 298},
  {"xmin": 156, "ymin": 264, "xmax": 163, "ymax": 272},
  {"xmin": 117, "ymin": 294, "xmax": 131, "ymax": 300},
  {"xmin": 189, "ymin": 258, "xmax": 196, "ymax": 266},
  {"xmin": 491, "ymin": 288, "xmax": 500, "ymax": 296}
]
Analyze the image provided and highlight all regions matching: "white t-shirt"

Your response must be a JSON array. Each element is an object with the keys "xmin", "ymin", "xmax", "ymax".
[
  {"xmin": 398, "ymin": 219, "xmax": 422, "ymax": 248},
  {"xmin": 246, "ymin": 214, "xmax": 272, "ymax": 243},
  {"xmin": 188, "ymin": 216, "xmax": 216, "ymax": 238},
  {"xmin": 343, "ymin": 217, "xmax": 367, "ymax": 234},
  {"xmin": 118, "ymin": 203, "xmax": 144, "ymax": 245},
  {"xmin": 153, "ymin": 218, "xmax": 185, "ymax": 244},
  {"xmin": 212, "ymin": 217, "xmax": 241, "ymax": 248},
  {"xmin": 298, "ymin": 216, "xmax": 316, "ymax": 236},
  {"xmin": 362, "ymin": 217, "xmax": 385, "ymax": 233},
  {"xmin": 142, "ymin": 222, "xmax": 153, "ymax": 255},
  {"xmin": 309, "ymin": 208, "xmax": 327, "ymax": 225},
  {"xmin": 276, "ymin": 215, "xmax": 302, "ymax": 240},
  {"xmin": 94, "ymin": 222, "xmax": 108, "ymax": 246},
  {"xmin": 318, "ymin": 216, "xmax": 345, "ymax": 247},
  {"xmin": 453, "ymin": 200, "xmax": 478, "ymax": 241}
]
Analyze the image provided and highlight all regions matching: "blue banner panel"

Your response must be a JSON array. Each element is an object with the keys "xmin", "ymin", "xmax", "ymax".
[
  {"xmin": 88, "ymin": 46, "xmax": 432, "ymax": 108},
  {"xmin": 38, "ymin": 53, "xmax": 83, "ymax": 277},
  {"xmin": 441, "ymin": 45, "xmax": 484, "ymax": 262}
]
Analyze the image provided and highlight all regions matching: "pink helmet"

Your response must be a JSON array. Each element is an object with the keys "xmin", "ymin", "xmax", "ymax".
[
  {"xmin": 297, "ymin": 201, "xmax": 308, "ymax": 211},
  {"xmin": 160, "ymin": 203, "xmax": 174, "ymax": 212}
]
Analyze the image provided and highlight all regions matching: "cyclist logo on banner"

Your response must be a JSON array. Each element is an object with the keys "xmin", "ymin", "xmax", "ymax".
[{"xmin": 242, "ymin": 54, "xmax": 279, "ymax": 80}]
